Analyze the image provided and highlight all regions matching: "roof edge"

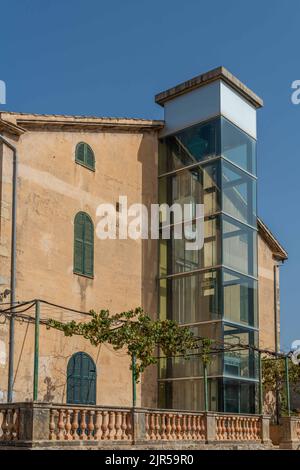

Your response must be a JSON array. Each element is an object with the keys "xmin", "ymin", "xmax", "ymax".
[
  {"xmin": 155, "ymin": 66, "xmax": 263, "ymax": 109},
  {"xmin": 258, "ymin": 217, "xmax": 288, "ymax": 261}
]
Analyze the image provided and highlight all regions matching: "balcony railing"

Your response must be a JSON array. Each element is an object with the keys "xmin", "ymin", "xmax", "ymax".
[{"xmin": 0, "ymin": 402, "xmax": 282, "ymax": 447}]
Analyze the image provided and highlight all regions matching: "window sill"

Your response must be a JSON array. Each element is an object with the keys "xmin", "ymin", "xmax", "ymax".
[
  {"xmin": 73, "ymin": 271, "xmax": 94, "ymax": 280},
  {"xmin": 75, "ymin": 160, "xmax": 95, "ymax": 172}
]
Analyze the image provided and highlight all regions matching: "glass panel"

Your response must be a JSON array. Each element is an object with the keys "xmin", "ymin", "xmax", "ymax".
[
  {"xmin": 158, "ymin": 118, "xmax": 220, "ymax": 174},
  {"xmin": 158, "ymin": 378, "xmax": 220, "ymax": 412},
  {"xmin": 158, "ymin": 379, "xmax": 204, "ymax": 411},
  {"xmin": 223, "ymin": 379, "xmax": 258, "ymax": 414},
  {"xmin": 223, "ymin": 324, "xmax": 258, "ymax": 380},
  {"xmin": 159, "ymin": 216, "xmax": 220, "ymax": 276},
  {"xmin": 222, "ymin": 216, "xmax": 257, "ymax": 277},
  {"xmin": 159, "ymin": 323, "xmax": 222, "ymax": 380},
  {"xmin": 223, "ymin": 269, "xmax": 258, "ymax": 327},
  {"xmin": 221, "ymin": 117, "xmax": 256, "ymax": 175},
  {"xmin": 159, "ymin": 162, "xmax": 220, "ymax": 221},
  {"xmin": 159, "ymin": 270, "xmax": 221, "ymax": 324},
  {"xmin": 222, "ymin": 160, "xmax": 256, "ymax": 226}
]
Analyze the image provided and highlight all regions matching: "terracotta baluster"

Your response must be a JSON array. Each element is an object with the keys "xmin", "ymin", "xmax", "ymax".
[
  {"xmin": 192, "ymin": 415, "xmax": 197, "ymax": 440},
  {"xmin": 49, "ymin": 409, "xmax": 56, "ymax": 440},
  {"xmin": 201, "ymin": 415, "xmax": 206, "ymax": 440},
  {"xmin": 161, "ymin": 414, "xmax": 166, "ymax": 440},
  {"xmin": 149, "ymin": 414, "xmax": 156, "ymax": 440},
  {"xmin": 181, "ymin": 415, "xmax": 187, "ymax": 440},
  {"xmin": 230, "ymin": 417, "xmax": 235, "ymax": 440},
  {"xmin": 71, "ymin": 409, "xmax": 79, "ymax": 440},
  {"xmin": 107, "ymin": 411, "xmax": 115, "ymax": 440},
  {"xmin": 115, "ymin": 412, "xmax": 122, "ymax": 440},
  {"xmin": 171, "ymin": 414, "xmax": 177, "ymax": 440},
  {"xmin": 176, "ymin": 415, "xmax": 182, "ymax": 440},
  {"xmin": 101, "ymin": 411, "xmax": 109, "ymax": 440},
  {"xmin": 155, "ymin": 414, "xmax": 160, "ymax": 440},
  {"xmin": 235, "ymin": 417, "xmax": 240, "ymax": 440},
  {"xmin": 126, "ymin": 412, "xmax": 132, "ymax": 440},
  {"xmin": 57, "ymin": 409, "xmax": 65, "ymax": 440},
  {"xmin": 165, "ymin": 414, "xmax": 171, "ymax": 440},
  {"xmin": 94, "ymin": 410, "xmax": 102, "ymax": 440},
  {"xmin": 64, "ymin": 409, "xmax": 72, "ymax": 440},
  {"xmin": 223, "ymin": 417, "xmax": 228, "ymax": 440},
  {"xmin": 79, "ymin": 410, "xmax": 87, "ymax": 440},
  {"xmin": 121, "ymin": 412, "xmax": 128, "ymax": 440},
  {"xmin": 12, "ymin": 409, "xmax": 19, "ymax": 440},
  {"xmin": 1, "ymin": 410, "xmax": 9, "ymax": 440},
  {"xmin": 7, "ymin": 409, "xmax": 14, "ymax": 441},
  {"xmin": 187, "ymin": 415, "xmax": 192, "ymax": 440},
  {"xmin": 87, "ymin": 410, "xmax": 95, "ymax": 440}
]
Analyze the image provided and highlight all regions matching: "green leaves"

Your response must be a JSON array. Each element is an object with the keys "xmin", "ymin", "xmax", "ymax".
[{"xmin": 47, "ymin": 307, "xmax": 207, "ymax": 381}]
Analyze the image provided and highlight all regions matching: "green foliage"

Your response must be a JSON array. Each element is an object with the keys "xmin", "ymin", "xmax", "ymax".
[
  {"xmin": 47, "ymin": 307, "xmax": 209, "ymax": 380},
  {"xmin": 262, "ymin": 356, "xmax": 300, "ymax": 415}
]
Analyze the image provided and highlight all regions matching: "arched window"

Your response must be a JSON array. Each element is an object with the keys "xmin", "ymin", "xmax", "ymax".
[
  {"xmin": 75, "ymin": 142, "xmax": 95, "ymax": 171},
  {"xmin": 67, "ymin": 352, "xmax": 96, "ymax": 405},
  {"xmin": 74, "ymin": 212, "xmax": 94, "ymax": 277}
]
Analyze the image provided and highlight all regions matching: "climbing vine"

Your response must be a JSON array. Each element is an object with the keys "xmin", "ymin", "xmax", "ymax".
[{"xmin": 47, "ymin": 307, "xmax": 211, "ymax": 380}]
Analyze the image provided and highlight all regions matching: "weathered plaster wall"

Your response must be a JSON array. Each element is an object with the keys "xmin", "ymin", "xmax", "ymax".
[{"xmin": 0, "ymin": 122, "xmax": 159, "ymax": 406}]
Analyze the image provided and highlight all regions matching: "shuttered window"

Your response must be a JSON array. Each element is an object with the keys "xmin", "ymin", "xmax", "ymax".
[
  {"xmin": 74, "ymin": 212, "xmax": 94, "ymax": 277},
  {"xmin": 67, "ymin": 352, "xmax": 96, "ymax": 405},
  {"xmin": 75, "ymin": 142, "xmax": 95, "ymax": 170}
]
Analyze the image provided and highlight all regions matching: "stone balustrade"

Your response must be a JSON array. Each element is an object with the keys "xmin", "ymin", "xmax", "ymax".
[
  {"xmin": 0, "ymin": 406, "xmax": 20, "ymax": 441},
  {"xmin": 145, "ymin": 411, "xmax": 205, "ymax": 441},
  {"xmin": 215, "ymin": 415, "xmax": 261, "ymax": 441},
  {"xmin": 0, "ymin": 402, "xmax": 277, "ymax": 448},
  {"xmin": 49, "ymin": 406, "xmax": 132, "ymax": 441}
]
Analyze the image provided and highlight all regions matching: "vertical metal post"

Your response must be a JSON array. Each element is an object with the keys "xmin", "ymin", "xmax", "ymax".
[
  {"xmin": 204, "ymin": 363, "xmax": 209, "ymax": 412},
  {"xmin": 33, "ymin": 300, "xmax": 40, "ymax": 401},
  {"xmin": 285, "ymin": 356, "xmax": 291, "ymax": 417},
  {"xmin": 132, "ymin": 354, "xmax": 136, "ymax": 408},
  {"xmin": 259, "ymin": 352, "xmax": 263, "ymax": 415}
]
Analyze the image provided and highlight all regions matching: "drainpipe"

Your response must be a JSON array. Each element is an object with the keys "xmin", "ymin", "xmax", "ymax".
[{"xmin": 0, "ymin": 134, "xmax": 18, "ymax": 403}]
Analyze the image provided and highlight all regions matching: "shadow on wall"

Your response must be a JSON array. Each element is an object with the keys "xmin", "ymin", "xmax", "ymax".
[{"xmin": 137, "ymin": 132, "xmax": 159, "ymax": 409}]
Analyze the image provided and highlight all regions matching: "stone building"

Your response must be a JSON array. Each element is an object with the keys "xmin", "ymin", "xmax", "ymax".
[{"xmin": 0, "ymin": 67, "xmax": 287, "ymax": 413}]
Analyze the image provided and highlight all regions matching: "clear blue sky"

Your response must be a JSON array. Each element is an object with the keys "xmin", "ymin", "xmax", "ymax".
[{"xmin": 0, "ymin": 0, "xmax": 299, "ymax": 351}]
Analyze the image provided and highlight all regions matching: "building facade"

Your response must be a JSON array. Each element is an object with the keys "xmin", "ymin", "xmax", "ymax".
[{"xmin": 0, "ymin": 67, "xmax": 287, "ymax": 413}]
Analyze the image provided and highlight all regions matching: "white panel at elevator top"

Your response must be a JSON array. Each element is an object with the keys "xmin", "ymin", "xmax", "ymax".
[
  {"xmin": 220, "ymin": 81, "xmax": 257, "ymax": 140},
  {"xmin": 160, "ymin": 79, "xmax": 257, "ymax": 140}
]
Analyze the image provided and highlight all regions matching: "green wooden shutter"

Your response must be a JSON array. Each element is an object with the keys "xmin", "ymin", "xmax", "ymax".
[
  {"xmin": 74, "ymin": 213, "xmax": 84, "ymax": 273},
  {"xmin": 84, "ymin": 216, "xmax": 94, "ymax": 276},
  {"xmin": 74, "ymin": 212, "xmax": 94, "ymax": 276},
  {"xmin": 75, "ymin": 142, "xmax": 95, "ymax": 170},
  {"xmin": 76, "ymin": 143, "xmax": 85, "ymax": 164},
  {"xmin": 86, "ymin": 145, "xmax": 95, "ymax": 169},
  {"xmin": 67, "ymin": 352, "xmax": 96, "ymax": 405}
]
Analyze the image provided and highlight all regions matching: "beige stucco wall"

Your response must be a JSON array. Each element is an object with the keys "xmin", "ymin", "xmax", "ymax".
[
  {"xmin": 258, "ymin": 233, "xmax": 280, "ymax": 352},
  {"xmin": 0, "ymin": 119, "xmax": 159, "ymax": 406}
]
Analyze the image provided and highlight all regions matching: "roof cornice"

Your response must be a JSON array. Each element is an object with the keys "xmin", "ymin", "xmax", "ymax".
[
  {"xmin": 258, "ymin": 217, "xmax": 288, "ymax": 261},
  {"xmin": 155, "ymin": 66, "xmax": 263, "ymax": 109},
  {"xmin": 15, "ymin": 117, "xmax": 164, "ymax": 133},
  {"xmin": 0, "ymin": 118, "xmax": 26, "ymax": 136}
]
